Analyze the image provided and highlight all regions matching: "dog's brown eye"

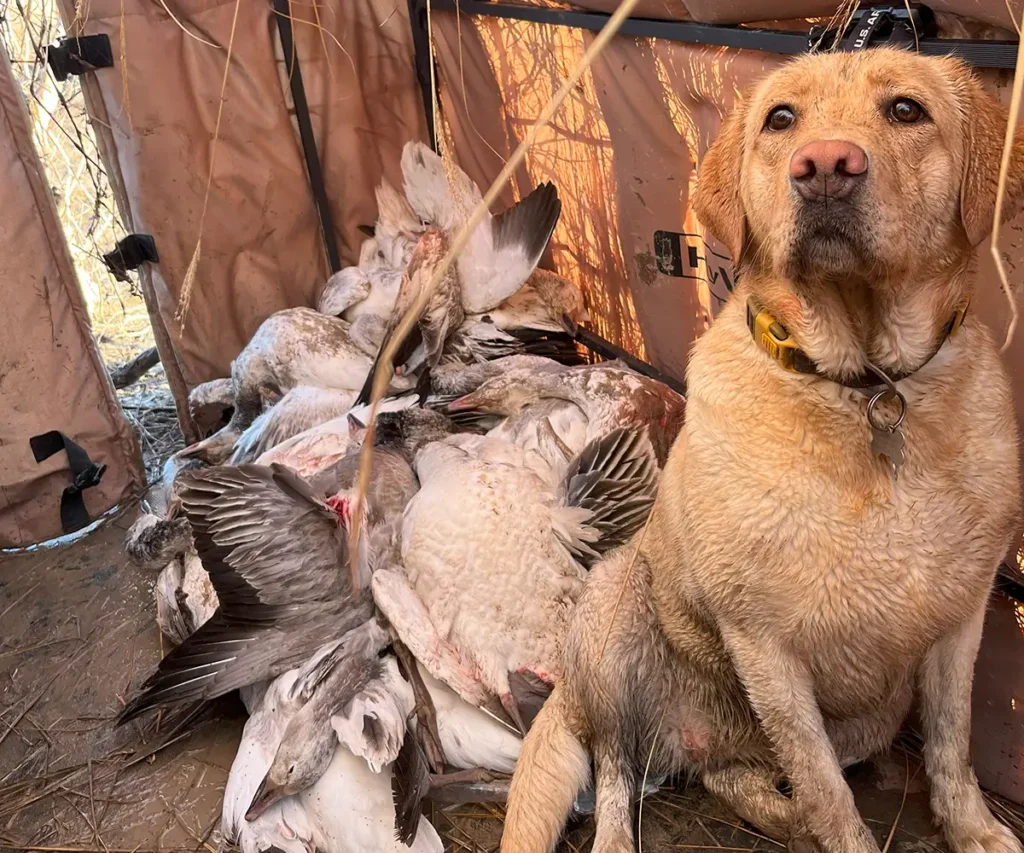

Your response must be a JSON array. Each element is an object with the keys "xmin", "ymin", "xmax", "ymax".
[
  {"xmin": 889, "ymin": 98, "xmax": 925, "ymax": 123},
  {"xmin": 765, "ymin": 106, "xmax": 796, "ymax": 132}
]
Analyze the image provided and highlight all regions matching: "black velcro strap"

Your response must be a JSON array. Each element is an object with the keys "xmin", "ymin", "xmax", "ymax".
[
  {"xmin": 46, "ymin": 35, "xmax": 114, "ymax": 82},
  {"xmin": 30, "ymin": 431, "xmax": 107, "ymax": 535},
  {"xmin": 810, "ymin": 4, "xmax": 937, "ymax": 52},
  {"xmin": 102, "ymin": 234, "xmax": 159, "ymax": 282}
]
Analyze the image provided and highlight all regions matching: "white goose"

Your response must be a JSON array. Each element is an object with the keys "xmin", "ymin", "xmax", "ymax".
[
  {"xmin": 448, "ymin": 359, "xmax": 688, "ymax": 465},
  {"xmin": 182, "ymin": 307, "xmax": 413, "ymax": 464},
  {"xmin": 400, "ymin": 142, "xmax": 562, "ymax": 315},
  {"xmin": 226, "ymin": 650, "xmax": 521, "ymax": 853},
  {"xmin": 228, "ymin": 385, "xmax": 358, "ymax": 465},
  {"xmin": 355, "ymin": 144, "xmax": 563, "ymax": 406},
  {"xmin": 372, "ymin": 426, "xmax": 660, "ymax": 735},
  {"xmin": 254, "ymin": 394, "xmax": 420, "ymax": 478}
]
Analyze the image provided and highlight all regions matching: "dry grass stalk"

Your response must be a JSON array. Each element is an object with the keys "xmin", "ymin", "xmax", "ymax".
[
  {"xmin": 175, "ymin": 0, "xmax": 241, "ymax": 326},
  {"xmin": 989, "ymin": 5, "xmax": 1024, "ymax": 352},
  {"xmin": 1005, "ymin": 0, "xmax": 1022, "ymax": 35},
  {"xmin": 348, "ymin": 0, "xmax": 644, "ymax": 586},
  {"xmin": 637, "ymin": 710, "xmax": 666, "ymax": 853},
  {"xmin": 879, "ymin": 753, "xmax": 909, "ymax": 853}
]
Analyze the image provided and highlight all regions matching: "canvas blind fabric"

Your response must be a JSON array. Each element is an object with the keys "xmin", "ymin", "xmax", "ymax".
[
  {"xmin": 0, "ymin": 41, "xmax": 143, "ymax": 548},
  {"xmin": 58, "ymin": 0, "xmax": 429, "ymax": 387}
]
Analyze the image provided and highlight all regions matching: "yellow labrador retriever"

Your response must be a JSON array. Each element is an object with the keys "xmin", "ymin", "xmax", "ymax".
[{"xmin": 501, "ymin": 47, "xmax": 1024, "ymax": 853}]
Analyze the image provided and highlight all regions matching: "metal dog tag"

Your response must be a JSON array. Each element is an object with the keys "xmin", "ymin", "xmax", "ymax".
[
  {"xmin": 865, "ymin": 362, "xmax": 908, "ymax": 481},
  {"xmin": 870, "ymin": 424, "xmax": 905, "ymax": 479}
]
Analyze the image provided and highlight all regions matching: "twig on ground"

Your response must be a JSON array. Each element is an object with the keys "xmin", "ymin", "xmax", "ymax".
[{"xmin": 107, "ymin": 347, "xmax": 160, "ymax": 389}]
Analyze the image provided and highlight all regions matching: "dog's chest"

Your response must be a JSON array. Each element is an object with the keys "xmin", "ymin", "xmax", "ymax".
[{"xmin": 682, "ymin": 385, "xmax": 1018, "ymax": 663}]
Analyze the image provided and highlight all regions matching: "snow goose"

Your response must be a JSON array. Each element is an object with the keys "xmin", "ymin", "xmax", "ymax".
[
  {"xmin": 228, "ymin": 651, "xmax": 509, "ymax": 853},
  {"xmin": 228, "ymin": 386, "xmax": 357, "ymax": 465},
  {"xmin": 223, "ymin": 658, "xmax": 444, "ymax": 853},
  {"xmin": 371, "ymin": 426, "xmax": 660, "ymax": 735},
  {"xmin": 354, "ymin": 144, "xmax": 563, "ymax": 405},
  {"xmin": 254, "ymin": 394, "xmax": 419, "ymax": 478},
  {"xmin": 153, "ymin": 545, "xmax": 218, "ymax": 647},
  {"xmin": 124, "ymin": 512, "xmax": 191, "ymax": 569},
  {"xmin": 319, "ymin": 265, "xmax": 404, "ymax": 325},
  {"xmin": 222, "ymin": 667, "xmax": 314, "ymax": 853},
  {"xmin": 448, "ymin": 360, "xmax": 687, "ymax": 465},
  {"xmin": 188, "ymin": 377, "xmax": 233, "ymax": 436},
  {"xmin": 354, "ymin": 228, "xmax": 463, "ymax": 405},
  {"xmin": 182, "ymin": 308, "xmax": 413, "ymax": 464},
  {"xmin": 369, "ymin": 177, "xmax": 424, "ymax": 270},
  {"xmin": 124, "ymin": 511, "xmax": 218, "ymax": 648},
  {"xmin": 245, "ymin": 619, "xmax": 391, "ymax": 819},
  {"xmin": 399, "ymin": 141, "xmax": 562, "ymax": 314},
  {"xmin": 476, "ymin": 268, "xmax": 587, "ymax": 334}
]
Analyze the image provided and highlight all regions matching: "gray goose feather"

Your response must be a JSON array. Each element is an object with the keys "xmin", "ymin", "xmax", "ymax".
[{"xmin": 118, "ymin": 463, "xmax": 372, "ymax": 722}]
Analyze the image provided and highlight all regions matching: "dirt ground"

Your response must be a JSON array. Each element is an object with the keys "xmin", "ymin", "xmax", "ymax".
[
  {"xmin": 0, "ymin": 505, "xmax": 243, "ymax": 851},
  {"xmin": 1, "ymin": 504, "xmax": 1023, "ymax": 853}
]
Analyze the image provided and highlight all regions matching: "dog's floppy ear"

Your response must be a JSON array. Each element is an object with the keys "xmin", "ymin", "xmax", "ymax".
[
  {"xmin": 694, "ymin": 100, "xmax": 748, "ymax": 261},
  {"xmin": 956, "ymin": 67, "xmax": 1024, "ymax": 247}
]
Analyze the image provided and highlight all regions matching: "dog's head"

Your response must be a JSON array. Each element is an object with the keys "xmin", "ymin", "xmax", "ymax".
[{"xmin": 695, "ymin": 48, "xmax": 1024, "ymax": 286}]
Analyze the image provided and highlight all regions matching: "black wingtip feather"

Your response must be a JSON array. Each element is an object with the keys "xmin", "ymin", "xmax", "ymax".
[
  {"xmin": 491, "ymin": 181, "xmax": 562, "ymax": 267},
  {"xmin": 354, "ymin": 363, "xmax": 376, "ymax": 407},
  {"xmin": 356, "ymin": 322, "xmax": 424, "ymax": 408},
  {"xmin": 505, "ymin": 328, "xmax": 586, "ymax": 366},
  {"xmin": 392, "ymin": 727, "xmax": 431, "ymax": 846}
]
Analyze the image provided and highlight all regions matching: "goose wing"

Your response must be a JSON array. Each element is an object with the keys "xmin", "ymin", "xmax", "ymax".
[{"xmin": 118, "ymin": 464, "xmax": 368, "ymax": 721}]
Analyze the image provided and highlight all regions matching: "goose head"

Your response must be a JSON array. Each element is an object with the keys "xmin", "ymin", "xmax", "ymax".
[
  {"xmin": 245, "ymin": 720, "xmax": 336, "ymax": 822},
  {"xmin": 373, "ymin": 408, "xmax": 459, "ymax": 461},
  {"xmin": 446, "ymin": 373, "xmax": 545, "ymax": 417}
]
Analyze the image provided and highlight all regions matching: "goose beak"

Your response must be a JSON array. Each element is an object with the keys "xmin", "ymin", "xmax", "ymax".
[
  {"xmin": 245, "ymin": 775, "xmax": 283, "ymax": 822},
  {"xmin": 445, "ymin": 394, "xmax": 475, "ymax": 413}
]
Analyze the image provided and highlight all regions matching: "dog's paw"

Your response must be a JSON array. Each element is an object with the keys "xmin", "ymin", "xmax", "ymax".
[{"xmin": 947, "ymin": 818, "xmax": 1023, "ymax": 853}]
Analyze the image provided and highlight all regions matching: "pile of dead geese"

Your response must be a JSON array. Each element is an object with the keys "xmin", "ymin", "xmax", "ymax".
[{"xmin": 122, "ymin": 141, "xmax": 686, "ymax": 853}]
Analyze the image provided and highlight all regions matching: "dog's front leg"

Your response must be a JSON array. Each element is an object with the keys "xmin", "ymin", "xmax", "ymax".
[
  {"xmin": 592, "ymin": 744, "xmax": 637, "ymax": 853},
  {"xmin": 919, "ymin": 597, "xmax": 1022, "ymax": 853},
  {"xmin": 721, "ymin": 628, "xmax": 878, "ymax": 853}
]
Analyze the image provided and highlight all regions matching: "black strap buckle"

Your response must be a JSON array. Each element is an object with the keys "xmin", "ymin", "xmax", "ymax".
[
  {"xmin": 808, "ymin": 4, "xmax": 937, "ymax": 52},
  {"xmin": 46, "ymin": 35, "xmax": 114, "ymax": 82},
  {"xmin": 102, "ymin": 234, "xmax": 159, "ymax": 282},
  {"xmin": 30, "ymin": 431, "xmax": 107, "ymax": 534},
  {"xmin": 70, "ymin": 462, "xmax": 107, "ymax": 495}
]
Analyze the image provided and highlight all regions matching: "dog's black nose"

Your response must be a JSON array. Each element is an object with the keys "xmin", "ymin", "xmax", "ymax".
[{"xmin": 790, "ymin": 140, "xmax": 868, "ymax": 201}]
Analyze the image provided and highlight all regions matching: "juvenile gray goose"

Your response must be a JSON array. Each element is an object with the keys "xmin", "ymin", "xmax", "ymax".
[
  {"xmin": 117, "ymin": 461, "xmax": 375, "ymax": 722},
  {"xmin": 120, "ymin": 407, "xmax": 464, "ymax": 724},
  {"xmin": 448, "ymin": 359, "xmax": 687, "ymax": 465},
  {"xmin": 222, "ymin": 652, "xmax": 444, "ymax": 853},
  {"xmin": 244, "ymin": 619, "xmax": 391, "ymax": 820}
]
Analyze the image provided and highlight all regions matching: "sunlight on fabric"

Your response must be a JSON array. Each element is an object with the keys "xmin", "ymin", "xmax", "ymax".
[{"xmin": 438, "ymin": 12, "xmax": 647, "ymax": 360}]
